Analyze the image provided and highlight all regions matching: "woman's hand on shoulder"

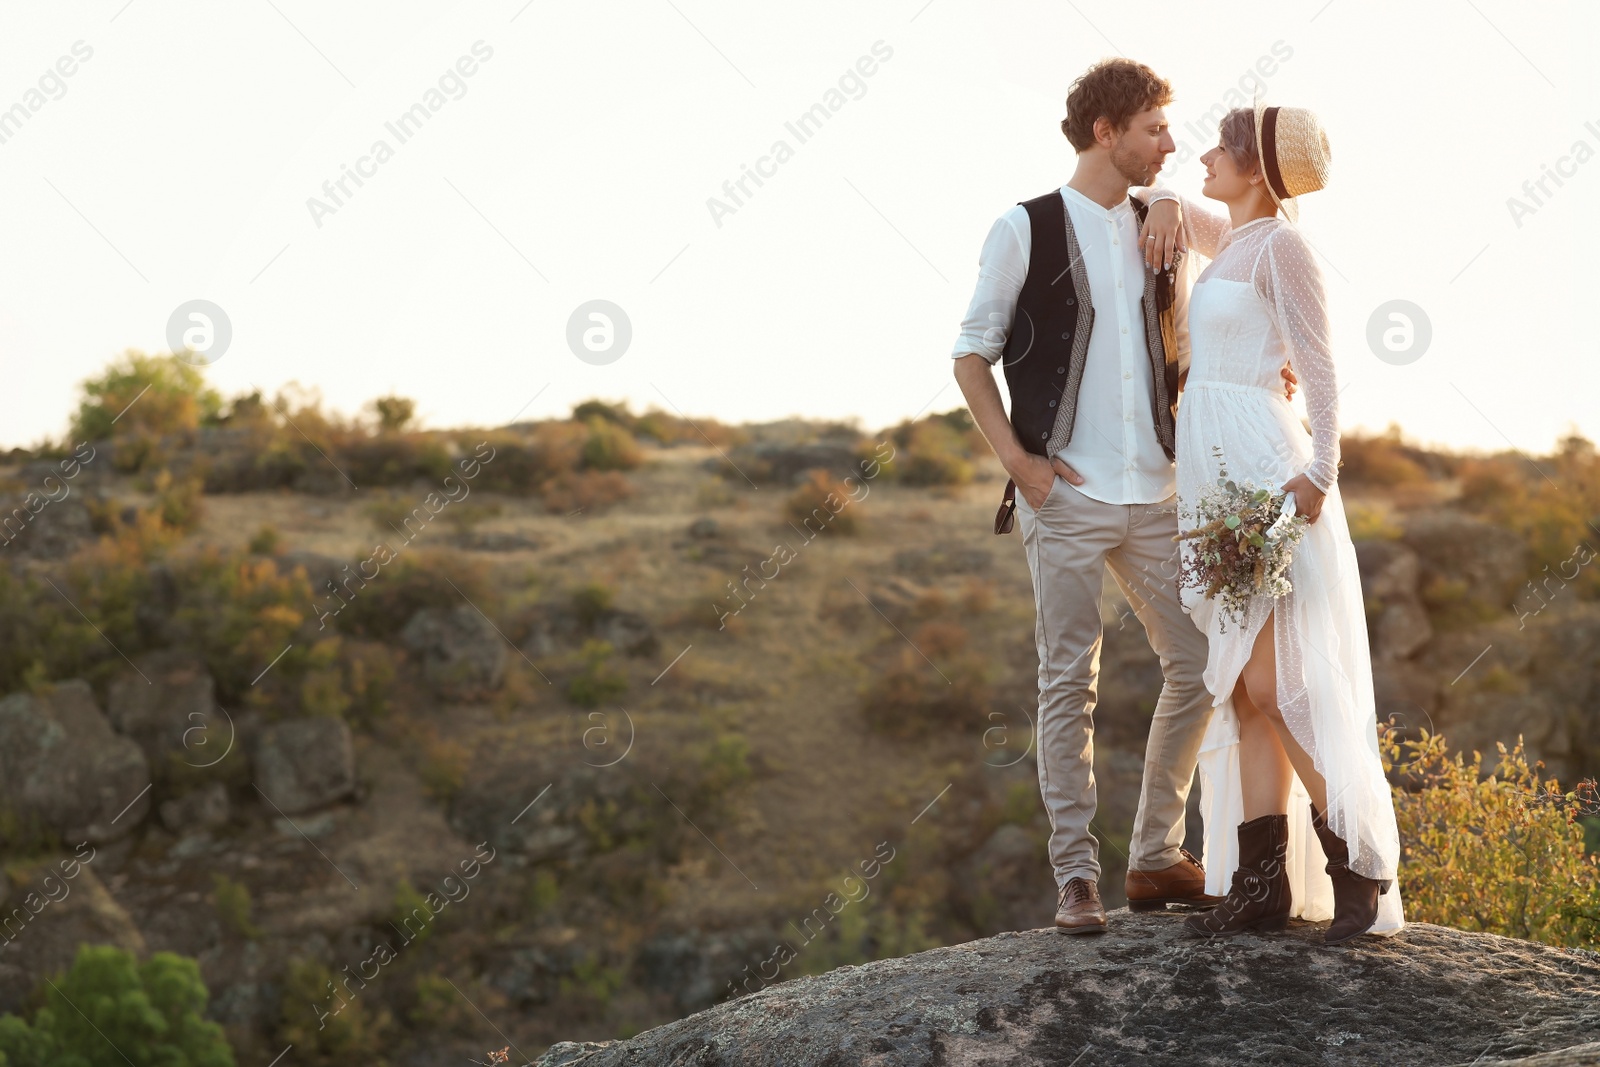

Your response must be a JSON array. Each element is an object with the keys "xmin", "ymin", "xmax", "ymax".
[{"xmin": 1139, "ymin": 199, "xmax": 1186, "ymax": 273}]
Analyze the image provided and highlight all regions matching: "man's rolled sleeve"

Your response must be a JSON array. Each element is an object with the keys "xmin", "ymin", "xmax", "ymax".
[{"xmin": 950, "ymin": 209, "xmax": 1029, "ymax": 366}]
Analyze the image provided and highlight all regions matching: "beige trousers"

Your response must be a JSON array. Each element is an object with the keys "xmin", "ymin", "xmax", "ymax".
[{"xmin": 1016, "ymin": 473, "xmax": 1215, "ymax": 890}]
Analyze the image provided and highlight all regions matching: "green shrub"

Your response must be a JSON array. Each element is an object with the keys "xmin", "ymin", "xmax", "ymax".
[
  {"xmin": 580, "ymin": 418, "xmax": 642, "ymax": 472},
  {"xmin": 859, "ymin": 624, "xmax": 989, "ymax": 738},
  {"xmin": 153, "ymin": 469, "xmax": 205, "ymax": 532},
  {"xmin": 784, "ymin": 470, "xmax": 861, "ymax": 536},
  {"xmin": 571, "ymin": 400, "xmax": 632, "ymax": 426},
  {"xmin": 276, "ymin": 958, "xmax": 391, "ymax": 1066},
  {"xmin": 370, "ymin": 395, "xmax": 417, "ymax": 433},
  {"xmin": 1385, "ymin": 730, "xmax": 1600, "ymax": 948},
  {"xmin": 571, "ymin": 582, "xmax": 614, "ymax": 627},
  {"xmin": 417, "ymin": 731, "xmax": 469, "ymax": 803},
  {"xmin": 212, "ymin": 873, "xmax": 262, "ymax": 940},
  {"xmin": 557, "ymin": 952, "xmax": 625, "ymax": 1008},
  {"xmin": 897, "ymin": 419, "xmax": 975, "ymax": 486},
  {"xmin": 0, "ymin": 944, "xmax": 234, "ymax": 1066},
  {"xmin": 390, "ymin": 878, "xmax": 438, "ymax": 947},
  {"xmin": 405, "ymin": 973, "xmax": 474, "ymax": 1033},
  {"xmin": 566, "ymin": 639, "xmax": 627, "ymax": 708},
  {"xmin": 332, "ymin": 552, "xmax": 495, "ymax": 642},
  {"xmin": 525, "ymin": 869, "xmax": 560, "ymax": 920},
  {"xmin": 1338, "ymin": 425, "xmax": 1432, "ymax": 487},
  {"xmin": 247, "ymin": 525, "xmax": 281, "ymax": 555},
  {"xmin": 70, "ymin": 352, "xmax": 223, "ymax": 472}
]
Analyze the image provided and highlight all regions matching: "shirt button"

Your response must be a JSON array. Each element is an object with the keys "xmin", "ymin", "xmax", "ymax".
[
  {"xmin": 1125, "ymin": 414, "xmax": 1133, "ymax": 423},
  {"xmin": 1117, "ymin": 280, "xmax": 1123, "ymax": 288},
  {"xmin": 1121, "ymin": 326, "xmax": 1128, "ymax": 334},
  {"xmin": 1124, "ymin": 372, "xmax": 1132, "ymax": 380}
]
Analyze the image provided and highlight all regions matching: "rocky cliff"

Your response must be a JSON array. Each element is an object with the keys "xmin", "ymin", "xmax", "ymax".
[{"xmin": 534, "ymin": 910, "xmax": 1600, "ymax": 1067}]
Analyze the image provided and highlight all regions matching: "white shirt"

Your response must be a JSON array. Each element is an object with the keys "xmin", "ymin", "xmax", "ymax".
[{"xmin": 951, "ymin": 183, "xmax": 1191, "ymax": 505}]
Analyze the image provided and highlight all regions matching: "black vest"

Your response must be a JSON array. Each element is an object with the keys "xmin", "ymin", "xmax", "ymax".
[{"xmin": 999, "ymin": 189, "xmax": 1180, "ymax": 460}]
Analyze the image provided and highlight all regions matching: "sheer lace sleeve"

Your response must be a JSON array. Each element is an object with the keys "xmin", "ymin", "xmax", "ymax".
[
  {"xmin": 1131, "ymin": 186, "xmax": 1231, "ymax": 258},
  {"xmin": 1256, "ymin": 225, "xmax": 1339, "ymax": 493}
]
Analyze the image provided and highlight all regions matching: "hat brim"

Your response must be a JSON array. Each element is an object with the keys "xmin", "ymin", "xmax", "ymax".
[{"xmin": 1252, "ymin": 94, "xmax": 1299, "ymax": 223}]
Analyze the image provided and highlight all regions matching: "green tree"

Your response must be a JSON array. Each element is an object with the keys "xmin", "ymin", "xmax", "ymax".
[
  {"xmin": 0, "ymin": 944, "xmax": 234, "ymax": 1066},
  {"xmin": 71, "ymin": 351, "xmax": 223, "ymax": 443},
  {"xmin": 369, "ymin": 395, "xmax": 416, "ymax": 433}
]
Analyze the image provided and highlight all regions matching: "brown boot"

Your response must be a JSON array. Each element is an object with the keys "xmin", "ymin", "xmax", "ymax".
[
  {"xmin": 1126, "ymin": 848, "xmax": 1223, "ymax": 912},
  {"xmin": 1183, "ymin": 814, "xmax": 1290, "ymax": 938},
  {"xmin": 1309, "ymin": 803, "xmax": 1391, "ymax": 945},
  {"xmin": 1054, "ymin": 877, "xmax": 1107, "ymax": 935}
]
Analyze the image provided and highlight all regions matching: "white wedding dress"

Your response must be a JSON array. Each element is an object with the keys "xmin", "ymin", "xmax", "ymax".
[{"xmin": 1161, "ymin": 199, "xmax": 1405, "ymax": 935}]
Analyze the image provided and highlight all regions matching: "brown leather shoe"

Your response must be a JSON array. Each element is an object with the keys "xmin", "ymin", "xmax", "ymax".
[
  {"xmin": 1054, "ymin": 877, "xmax": 1107, "ymax": 935},
  {"xmin": 1126, "ymin": 848, "xmax": 1223, "ymax": 912}
]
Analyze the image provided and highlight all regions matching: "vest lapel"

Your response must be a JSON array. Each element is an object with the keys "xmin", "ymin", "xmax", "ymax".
[
  {"xmin": 1046, "ymin": 204, "xmax": 1096, "ymax": 456},
  {"xmin": 1133, "ymin": 197, "xmax": 1180, "ymax": 460}
]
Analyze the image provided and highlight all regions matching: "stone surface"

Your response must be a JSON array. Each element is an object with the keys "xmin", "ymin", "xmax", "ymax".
[
  {"xmin": 450, "ymin": 757, "xmax": 641, "ymax": 865},
  {"xmin": 0, "ymin": 681, "xmax": 151, "ymax": 843},
  {"xmin": 0, "ymin": 858, "xmax": 146, "ymax": 1016},
  {"xmin": 158, "ymin": 780, "xmax": 230, "ymax": 832},
  {"xmin": 252, "ymin": 716, "xmax": 355, "ymax": 815},
  {"xmin": 532, "ymin": 911, "xmax": 1600, "ymax": 1067},
  {"xmin": 1356, "ymin": 540, "xmax": 1433, "ymax": 661},
  {"xmin": 401, "ymin": 604, "xmax": 508, "ymax": 695},
  {"xmin": 107, "ymin": 649, "xmax": 217, "ymax": 766}
]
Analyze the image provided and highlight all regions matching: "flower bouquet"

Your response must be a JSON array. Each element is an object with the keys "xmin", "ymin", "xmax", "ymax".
[{"xmin": 1176, "ymin": 449, "xmax": 1310, "ymax": 630}]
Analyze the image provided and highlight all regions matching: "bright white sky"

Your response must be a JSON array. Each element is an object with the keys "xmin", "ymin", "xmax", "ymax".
[{"xmin": 1, "ymin": 0, "xmax": 1594, "ymax": 455}]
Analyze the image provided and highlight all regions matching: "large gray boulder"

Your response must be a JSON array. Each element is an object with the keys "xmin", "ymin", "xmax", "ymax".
[
  {"xmin": 533, "ymin": 911, "xmax": 1600, "ymax": 1067},
  {"xmin": 106, "ymin": 650, "xmax": 217, "ymax": 767},
  {"xmin": 401, "ymin": 604, "xmax": 508, "ymax": 696},
  {"xmin": 251, "ymin": 716, "xmax": 355, "ymax": 815},
  {"xmin": 1356, "ymin": 539, "xmax": 1433, "ymax": 661},
  {"xmin": 0, "ymin": 681, "xmax": 151, "ymax": 843}
]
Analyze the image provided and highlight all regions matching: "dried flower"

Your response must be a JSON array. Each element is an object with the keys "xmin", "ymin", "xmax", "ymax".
[{"xmin": 1176, "ymin": 447, "xmax": 1309, "ymax": 631}]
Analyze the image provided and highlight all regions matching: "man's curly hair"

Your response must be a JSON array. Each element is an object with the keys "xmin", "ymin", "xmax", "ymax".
[{"xmin": 1061, "ymin": 59, "xmax": 1173, "ymax": 152}]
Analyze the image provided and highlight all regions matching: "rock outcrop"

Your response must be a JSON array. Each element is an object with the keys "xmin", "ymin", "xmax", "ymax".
[
  {"xmin": 0, "ymin": 859, "xmax": 146, "ymax": 1016},
  {"xmin": 251, "ymin": 716, "xmax": 355, "ymax": 815},
  {"xmin": 107, "ymin": 650, "xmax": 217, "ymax": 767},
  {"xmin": 533, "ymin": 911, "xmax": 1600, "ymax": 1067},
  {"xmin": 402, "ymin": 604, "xmax": 509, "ymax": 695},
  {"xmin": 0, "ymin": 681, "xmax": 151, "ymax": 843}
]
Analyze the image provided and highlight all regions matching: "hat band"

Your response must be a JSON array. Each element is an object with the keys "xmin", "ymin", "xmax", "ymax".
[{"xmin": 1260, "ymin": 106, "xmax": 1291, "ymax": 201}]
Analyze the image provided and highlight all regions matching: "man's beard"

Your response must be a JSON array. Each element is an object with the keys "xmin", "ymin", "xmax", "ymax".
[{"xmin": 1111, "ymin": 142, "xmax": 1155, "ymax": 186}]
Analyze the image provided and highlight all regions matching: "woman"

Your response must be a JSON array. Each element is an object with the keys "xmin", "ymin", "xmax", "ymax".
[{"xmin": 1135, "ymin": 102, "xmax": 1405, "ymax": 944}]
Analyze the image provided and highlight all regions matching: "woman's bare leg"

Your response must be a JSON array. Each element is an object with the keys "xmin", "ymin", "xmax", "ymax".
[
  {"xmin": 1239, "ymin": 609, "xmax": 1329, "ymax": 813},
  {"xmin": 1233, "ymin": 672, "xmax": 1291, "ymax": 820}
]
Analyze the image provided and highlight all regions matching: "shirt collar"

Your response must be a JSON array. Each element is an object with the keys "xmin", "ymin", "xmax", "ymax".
[{"xmin": 1059, "ymin": 182, "xmax": 1132, "ymax": 222}]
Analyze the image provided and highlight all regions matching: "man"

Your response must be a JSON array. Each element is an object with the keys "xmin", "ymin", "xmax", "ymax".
[{"xmin": 950, "ymin": 58, "xmax": 1296, "ymax": 933}]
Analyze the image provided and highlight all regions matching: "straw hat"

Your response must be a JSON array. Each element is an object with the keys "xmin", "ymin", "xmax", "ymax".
[{"xmin": 1251, "ymin": 98, "xmax": 1330, "ymax": 222}]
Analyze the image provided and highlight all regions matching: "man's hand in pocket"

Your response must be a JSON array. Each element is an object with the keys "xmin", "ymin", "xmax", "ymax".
[{"xmin": 1012, "ymin": 453, "xmax": 1083, "ymax": 509}]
